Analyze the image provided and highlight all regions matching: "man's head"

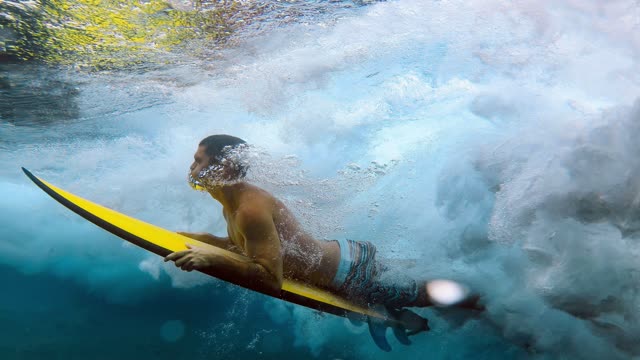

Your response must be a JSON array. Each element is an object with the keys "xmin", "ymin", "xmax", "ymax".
[{"xmin": 189, "ymin": 135, "xmax": 248, "ymax": 188}]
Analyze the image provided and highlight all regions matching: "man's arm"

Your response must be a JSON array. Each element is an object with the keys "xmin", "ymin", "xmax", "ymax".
[
  {"xmin": 177, "ymin": 232, "xmax": 241, "ymax": 254},
  {"xmin": 235, "ymin": 207, "xmax": 283, "ymax": 294},
  {"xmin": 166, "ymin": 208, "xmax": 283, "ymax": 296}
]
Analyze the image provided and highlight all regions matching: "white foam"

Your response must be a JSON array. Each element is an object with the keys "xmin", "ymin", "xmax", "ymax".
[{"xmin": 3, "ymin": 0, "xmax": 640, "ymax": 357}]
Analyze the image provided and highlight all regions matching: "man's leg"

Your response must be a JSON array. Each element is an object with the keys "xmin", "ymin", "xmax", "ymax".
[{"xmin": 370, "ymin": 265, "xmax": 484, "ymax": 310}]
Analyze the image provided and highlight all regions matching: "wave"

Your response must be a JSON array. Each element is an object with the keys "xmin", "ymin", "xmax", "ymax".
[{"xmin": 1, "ymin": 0, "xmax": 640, "ymax": 358}]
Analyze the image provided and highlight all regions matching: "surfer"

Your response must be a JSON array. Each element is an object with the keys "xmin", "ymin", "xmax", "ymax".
[
  {"xmin": 21, "ymin": 135, "xmax": 481, "ymax": 351},
  {"xmin": 165, "ymin": 135, "xmax": 482, "ymax": 336}
]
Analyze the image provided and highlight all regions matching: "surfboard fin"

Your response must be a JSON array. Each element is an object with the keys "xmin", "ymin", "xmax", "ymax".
[
  {"xmin": 347, "ymin": 314, "xmax": 365, "ymax": 327},
  {"xmin": 365, "ymin": 306, "xmax": 430, "ymax": 351},
  {"xmin": 367, "ymin": 315, "xmax": 392, "ymax": 352},
  {"xmin": 392, "ymin": 326, "xmax": 411, "ymax": 345}
]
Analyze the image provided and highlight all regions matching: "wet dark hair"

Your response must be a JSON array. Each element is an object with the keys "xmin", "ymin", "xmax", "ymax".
[{"xmin": 199, "ymin": 134, "xmax": 248, "ymax": 178}]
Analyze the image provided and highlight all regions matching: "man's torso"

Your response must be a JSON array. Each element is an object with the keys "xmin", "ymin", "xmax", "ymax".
[{"xmin": 221, "ymin": 184, "xmax": 341, "ymax": 289}]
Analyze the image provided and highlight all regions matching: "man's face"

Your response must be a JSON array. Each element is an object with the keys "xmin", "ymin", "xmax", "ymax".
[
  {"xmin": 190, "ymin": 145, "xmax": 211, "ymax": 180},
  {"xmin": 189, "ymin": 144, "xmax": 246, "ymax": 190}
]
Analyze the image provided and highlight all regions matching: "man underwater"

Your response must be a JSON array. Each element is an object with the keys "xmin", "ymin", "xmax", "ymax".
[{"xmin": 165, "ymin": 135, "xmax": 482, "ymax": 349}]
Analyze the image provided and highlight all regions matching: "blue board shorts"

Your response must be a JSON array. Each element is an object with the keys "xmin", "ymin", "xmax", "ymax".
[{"xmin": 331, "ymin": 238, "xmax": 419, "ymax": 308}]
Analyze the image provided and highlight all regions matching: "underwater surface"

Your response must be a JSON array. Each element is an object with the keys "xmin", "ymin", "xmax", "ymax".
[{"xmin": 2, "ymin": 1, "xmax": 640, "ymax": 359}]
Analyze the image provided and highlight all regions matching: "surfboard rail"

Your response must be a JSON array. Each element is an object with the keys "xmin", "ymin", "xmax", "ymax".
[{"xmin": 21, "ymin": 167, "xmax": 386, "ymax": 319}]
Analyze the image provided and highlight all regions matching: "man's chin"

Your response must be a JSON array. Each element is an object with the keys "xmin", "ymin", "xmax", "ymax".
[
  {"xmin": 188, "ymin": 179, "xmax": 228, "ymax": 192},
  {"xmin": 188, "ymin": 171, "xmax": 240, "ymax": 192},
  {"xmin": 188, "ymin": 182, "xmax": 208, "ymax": 191},
  {"xmin": 187, "ymin": 174, "xmax": 208, "ymax": 192}
]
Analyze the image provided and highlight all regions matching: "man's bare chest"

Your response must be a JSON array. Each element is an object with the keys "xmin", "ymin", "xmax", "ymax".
[{"xmin": 223, "ymin": 210, "xmax": 246, "ymax": 252}]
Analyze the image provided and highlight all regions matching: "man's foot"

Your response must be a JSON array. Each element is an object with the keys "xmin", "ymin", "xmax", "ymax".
[
  {"xmin": 425, "ymin": 279, "xmax": 471, "ymax": 306},
  {"xmin": 454, "ymin": 294, "xmax": 485, "ymax": 311}
]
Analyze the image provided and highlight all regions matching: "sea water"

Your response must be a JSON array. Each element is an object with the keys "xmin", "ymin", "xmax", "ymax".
[{"xmin": 1, "ymin": 1, "xmax": 639, "ymax": 359}]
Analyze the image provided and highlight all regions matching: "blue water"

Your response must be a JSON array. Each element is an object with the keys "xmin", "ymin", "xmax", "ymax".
[{"xmin": 2, "ymin": 1, "xmax": 640, "ymax": 359}]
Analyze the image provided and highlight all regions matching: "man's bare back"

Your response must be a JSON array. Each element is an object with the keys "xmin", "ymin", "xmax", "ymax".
[{"xmin": 219, "ymin": 182, "xmax": 342, "ymax": 289}]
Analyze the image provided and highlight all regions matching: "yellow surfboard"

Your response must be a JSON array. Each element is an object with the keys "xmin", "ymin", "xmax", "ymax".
[{"xmin": 22, "ymin": 167, "xmax": 391, "ymax": 322}]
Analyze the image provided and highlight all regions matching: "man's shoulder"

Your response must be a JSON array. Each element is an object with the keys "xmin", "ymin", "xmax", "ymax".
[
  {"xmin": 238, "ymin": 184, "xmax": 275, "ymax": 208},
  {"xmin": 235, "ymin": 197, "xmax": 274, "ymax": 227}
]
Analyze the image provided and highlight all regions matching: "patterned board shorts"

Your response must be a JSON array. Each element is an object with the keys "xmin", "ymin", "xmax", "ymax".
[{"xmin": 331, "ymin": 238, "xmax": 419, "ymax": 309}]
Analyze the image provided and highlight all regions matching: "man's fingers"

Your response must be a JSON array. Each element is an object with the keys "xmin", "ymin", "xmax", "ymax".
[
  {"xmin": 165, "ymin": 246, "xmax": 207, "ymax": 273},
  {"xmin": 164, "ymin": 253, "xmax": 175, "ymax": 262},
  {"xmin": 164, "ymin": 250, "xmax": 190, "ymax": 262},
  {"xmin": 174, "ymin": 255, "xmax": 191, "ymax": 267},
  {"xmin": 183, "ymin": 262, "xmax": 194, "ymax": 272}
]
